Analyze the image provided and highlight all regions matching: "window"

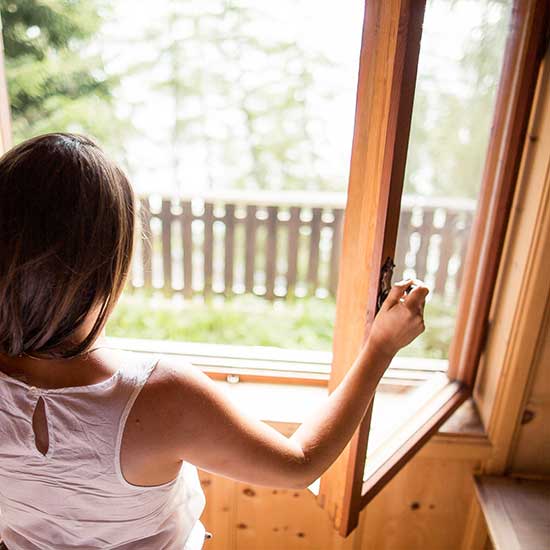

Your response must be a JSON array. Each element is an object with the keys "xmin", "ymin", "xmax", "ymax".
[
  {"xmin": 0, "ymin": 0, "xmax": 364, "ymax": 365},
  {"xmin": 318, "ymin": 0, "xmax": 549, "ymax": 536}
]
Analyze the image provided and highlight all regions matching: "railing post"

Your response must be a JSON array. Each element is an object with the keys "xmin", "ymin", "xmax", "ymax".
[
  {"xmin": 244, "ymin": 205, "xmax": 257, "ymax": 294},
  {"xmin": 455, "ymin": 211, "xmax": 474, "ymax": 294},
  {"xmin": 161, "ymin": 200, "xmax": 172, "ymax": 296},
  {"xmin": 395, "ymin": 208, "xmax": 412, "ymax": 281},
  {"xmin": 414, "ymin": 208, "xmax": 434, "ymax": 282},
  {"xmin": 140, "ymin": 197, "xmax": 153, "ymax": 291},
  {"xmin": 224, "ymin": 204, "xmax": 236, "ymax": 297},
  {"xmin": 265, "ymin": 206, "xmax": 278, "ymax": 300},
  {"xmin": 307, "ymin": 208, "xmax": 322, "ymax": 296},
  {"xmin": 286, "ymin": 206, "xmax": 301, "ymax": 298},
  {"xmin": 181, "ymin": 200, "xmax": 193, "ymax": 299},
  {"xmin": 328, "ymin": 209, "xmax": 344, "ymax": 297},
  {"xmin": 203, "ymin": 202, "xmax": 214, "ymax": 298},
  {"xmin": 434, "ymin": 211, "xmax": 458, "ymax": 296}
]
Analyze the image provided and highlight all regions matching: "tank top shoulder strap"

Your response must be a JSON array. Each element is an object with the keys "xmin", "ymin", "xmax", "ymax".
[
  {"xmin": 113, "ymin": 352, "xmax": 161, "ymax": 470},
  {"xmin": 116, "ymin": 350, "xmax": 160, "ymax": 388},
  {"xmin": 114, "ymin": 350, "xmax": 160, "ymax": 421}
]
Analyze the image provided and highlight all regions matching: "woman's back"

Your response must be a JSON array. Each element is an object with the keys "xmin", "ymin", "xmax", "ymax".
[{"xmin": 0, "ymin": 349, "xmax": 205, "ymax": 549}]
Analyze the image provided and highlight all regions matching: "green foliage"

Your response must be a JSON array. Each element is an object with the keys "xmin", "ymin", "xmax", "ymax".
[
  {"xmin": 404, "ymin": 0, "xmax": 512, "ymax": 199},
  {"xmin": 397, "ymin": 295, "xmax": 457, "ymax": 360},
  {"xmin": 0, "ymin": 0, "xmax": 121, "ymax": 146},
  {"xmin": 106, "ymin": 292, "xmax": 336, "ymax": 350},
  {"xmin": 2, "ymin": 0, "xmax": 512, "ymax": 197},
  {"xmin": 106, "ymin": 291, "xmax": 455, "ymax": 359},
  {"xmin": 126, "ymin": 0, "xmax": 335, "ymax": 192}
]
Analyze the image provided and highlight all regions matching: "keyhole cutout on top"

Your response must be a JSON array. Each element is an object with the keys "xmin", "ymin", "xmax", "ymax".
[{"xmin": 32, "ymin": 397, "xmax": 50, "ymax": 456}]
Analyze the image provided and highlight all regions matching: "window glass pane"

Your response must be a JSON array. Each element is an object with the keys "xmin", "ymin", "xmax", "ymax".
[
  {"xmin": 99, "ymin": 0, "xmax": 362, "ymax": 351},
  {"xmin": 366, "ymin": 0, "xmax": 512, "ymax": 469},
  {"xmin": 2, "ymin": 1, "xmax": 363, "ymax": 355},
  {"xmin": 397, "ymin": 0, "xmax": 512, "ymax": 362}
]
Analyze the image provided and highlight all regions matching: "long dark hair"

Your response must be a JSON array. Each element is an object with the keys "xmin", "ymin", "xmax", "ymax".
[{"xmin": 0, "ymin": 133, "xmax": 135, "ymax": 359}]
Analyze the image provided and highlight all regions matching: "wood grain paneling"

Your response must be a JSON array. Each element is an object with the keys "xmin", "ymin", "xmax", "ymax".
[
  {"xmin": 198, "ymin": 438, "xmax": 480, "ymax": 550},
  {"xmin": 509, "ymin": 298, "xmax": 550, "ymax": 475},
  {"xmin": 474, "ymin": 476, "xmax": 550, "ymax": 550},
  {"xmin": 360, "ymin": 456, "xmax": 479, "ymax": 550}
]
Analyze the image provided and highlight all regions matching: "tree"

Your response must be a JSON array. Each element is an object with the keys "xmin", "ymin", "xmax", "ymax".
[
  {"xmin": 404, "ymin": 0, "xmax": 511, "ymax": 199},
  {"xmin": 122, "ymin": 0, "xmax": 336, "ymax": 193},
  {"xmin": 0, "ymin": 0, "xmax": 122, "ymax": 148}
]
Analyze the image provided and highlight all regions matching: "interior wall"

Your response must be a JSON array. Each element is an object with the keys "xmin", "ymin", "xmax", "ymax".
[
  {"xmin": 509, "ymin": 295, "xmax": 550, "ymax": 476},
  {"xmin": 198, "ymin": 434, "xmax": 487, "ymax": 550}
]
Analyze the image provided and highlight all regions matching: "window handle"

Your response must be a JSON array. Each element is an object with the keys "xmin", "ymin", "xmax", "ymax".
[{"xmin": 376, "ymin": 256, "xmax": 395, "ymax": 313}]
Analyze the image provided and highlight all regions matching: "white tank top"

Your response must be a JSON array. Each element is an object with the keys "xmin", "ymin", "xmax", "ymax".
[{"xmin": 0, "ymin": 351, "xmax": 206, "ymax": 549}]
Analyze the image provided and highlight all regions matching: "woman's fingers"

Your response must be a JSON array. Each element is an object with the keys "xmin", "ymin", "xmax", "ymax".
[
  {"xmin": 382, "ymin": 278, "xmax": 429, "ymax": 315},
  {"xmin": 381, "ymin": 279, "xmax": 414, "ymax": 310},
  {"xmin": 403, "ymin": 283, "xmax": 429, "ymax": 314}
]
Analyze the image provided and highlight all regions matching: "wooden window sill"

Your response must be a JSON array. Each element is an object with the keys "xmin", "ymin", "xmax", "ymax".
[
  {"xmin": 103, "ymin": 336, "xmax": 447, "ymax": 386},
  {"xmin": 474, "ymin": 476, "xmax": 550, "ymax": 550},
  {"xmin": 104, "ymin": 336, "xmax": 489, "ymax": 449}
]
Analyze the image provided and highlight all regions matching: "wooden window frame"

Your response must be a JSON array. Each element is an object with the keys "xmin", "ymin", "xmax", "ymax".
[{"xmin": 318, "ymin": 0, "xmax": 550, "ymax": 537}]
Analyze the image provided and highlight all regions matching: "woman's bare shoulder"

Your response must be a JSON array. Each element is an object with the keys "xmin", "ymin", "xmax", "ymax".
[
  {"xmin": 119, "ymin": 357, "xmax": 215, "ymax": 484},
  {"xmin": 123, "ymin": 354, "xmax": 308, "ymax": 488},
  {"xmin": 142, "ymin": 357, "xmax": 212, "ymax": 402},
  {"xmin": 124, "ymin": 357, "xmax": 216, "ymax": 453}
]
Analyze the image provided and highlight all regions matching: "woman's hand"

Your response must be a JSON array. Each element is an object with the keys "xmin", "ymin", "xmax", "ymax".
[{"xmin": 366, "ymin": 279, "xmax": 429, "ymax": 360}]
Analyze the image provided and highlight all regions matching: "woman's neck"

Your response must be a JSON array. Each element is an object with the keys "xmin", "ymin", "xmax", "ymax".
[{"xmin": 0, "ymin": 341, "xmax": 118, "ymax": 389}]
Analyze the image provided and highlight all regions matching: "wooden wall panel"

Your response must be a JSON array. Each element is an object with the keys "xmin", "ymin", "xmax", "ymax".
[
  {"xmin": 359, "ymin": 456, "xmax": 479, "ymax": 550},
  {"xmin": 509, "ymin": 298, "xmax": 550, "ymax": 476},
  {"xmin": 232, "ymin": 483, "xmax": 358, "ymax": 550},
  {"xmin": 199, "ymin": 471, "xmax": 237, "ymax": 550},
  {"xmin": 198, "ymin": 438, "xmax": 483, "ymax": 550}
]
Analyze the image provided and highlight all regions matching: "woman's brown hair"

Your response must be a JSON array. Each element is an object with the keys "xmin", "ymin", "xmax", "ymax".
[{"xmin": 0, "ymin": 133, "xmax": 135, "ymax": 359}]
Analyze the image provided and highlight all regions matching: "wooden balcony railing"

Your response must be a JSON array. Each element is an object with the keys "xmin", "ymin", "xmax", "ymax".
[{"xmin": 130, "ymin": 191, "xmax": 475, "ymax": 301}]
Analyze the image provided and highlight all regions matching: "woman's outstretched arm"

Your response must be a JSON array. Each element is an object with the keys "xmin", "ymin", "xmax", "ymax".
[{"xmin": 134, "ymin": 280, "xmax": 428, "ymax": 489}]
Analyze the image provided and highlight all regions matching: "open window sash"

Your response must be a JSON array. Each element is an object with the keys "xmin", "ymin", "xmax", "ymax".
[{"xmin": 318, "ymin": 0, "xmax": 550, "ymax": 537}]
